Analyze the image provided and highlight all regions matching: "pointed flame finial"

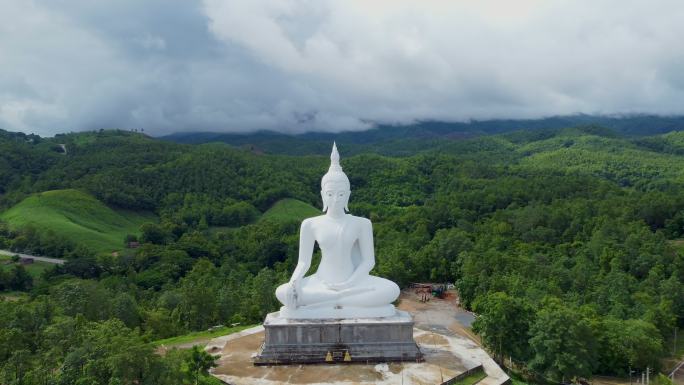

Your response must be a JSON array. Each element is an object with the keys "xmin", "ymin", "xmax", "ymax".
[
  {"xmin": 329, "ymin": 142, "xmax": 342, "ymax": 172},
  {"xmin": 321, "ymin": 142, "xmax": 351, "ymax": 209}
]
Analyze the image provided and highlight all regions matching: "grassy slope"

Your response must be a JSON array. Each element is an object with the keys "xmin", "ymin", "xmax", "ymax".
[
  {"xmin": 259, "ymin": 198, "xmax": 320, "ymax": 223},
  {"xmin": 151, "ymin": 324, "xmax": 256, "ymax": 347},
  {"xmin": 0, "ymin": 189, "xmax": 156, "ymax": 253}
]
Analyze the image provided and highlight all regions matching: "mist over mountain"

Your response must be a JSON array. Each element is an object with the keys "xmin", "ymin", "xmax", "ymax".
[{"xmin": 161, "ymin": 115, "xmax": 684, "ymax": 155}]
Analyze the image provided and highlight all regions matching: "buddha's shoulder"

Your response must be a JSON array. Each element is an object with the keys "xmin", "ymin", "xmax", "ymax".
[
  {"xmin": 348, "ymin": 215, "xmax": 372, "ymax": 226},
  {"xmin": 301, "ymin": 215, "xmax": 323, "ymax": 228},
  {"xmin": 302, "ymin": 215, "xmax": 325, "ymax": 222},
  {"xmin": 301, "ymin": 215, "xmax": 371, "ymax": 227}
]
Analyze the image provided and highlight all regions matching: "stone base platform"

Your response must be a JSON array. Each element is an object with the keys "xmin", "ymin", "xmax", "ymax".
[
  {"xmin": 210, "ymin": 326, "xmax": 511, "ymax": 385},
  {"xmin": 254, "ymin": 311, "xmax": 422, "ymax": 365}
]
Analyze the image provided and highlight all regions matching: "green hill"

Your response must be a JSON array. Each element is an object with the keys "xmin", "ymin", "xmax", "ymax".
[
  {"xmin": 0, "ymin": 189, "xmax": 156, "ymax": 253},
  {"xmin": 259, "ymin": 198, "xmax": 319, "ymax": 223}
]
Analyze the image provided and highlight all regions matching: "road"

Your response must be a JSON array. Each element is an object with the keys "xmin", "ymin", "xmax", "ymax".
[{"xmin": 0, "ymin": 250, "xmax": 66, "ymax": 265}]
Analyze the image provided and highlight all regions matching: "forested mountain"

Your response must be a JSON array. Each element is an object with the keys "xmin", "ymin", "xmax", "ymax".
[
  {"xmin": 161, "ymin": 114, "xmax": 684, "ymax": 155},
  {"xmin": 0, "ymin": 124, "xmax": 683, "ymax": 384}
]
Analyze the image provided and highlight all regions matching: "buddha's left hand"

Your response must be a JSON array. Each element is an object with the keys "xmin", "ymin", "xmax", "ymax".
[{"xmin": 326, "ymin": 279, "xmax": 354, "ymax": 291}]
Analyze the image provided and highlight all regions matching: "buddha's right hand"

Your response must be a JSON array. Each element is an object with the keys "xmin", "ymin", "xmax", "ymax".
[{"xmin": 285, "ymin": 279, "xmax": 301, "ymax": 308}]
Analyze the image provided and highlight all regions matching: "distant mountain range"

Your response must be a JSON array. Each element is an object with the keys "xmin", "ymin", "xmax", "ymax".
[{"xmin": 160, "ymin": 115, "xmax": 684, "ymax": 155}]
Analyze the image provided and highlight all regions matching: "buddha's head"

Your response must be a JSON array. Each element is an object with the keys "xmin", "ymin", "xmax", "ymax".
[{"xmin": 321, "ymin": 142, "xmax": 350, "ymax": 214}]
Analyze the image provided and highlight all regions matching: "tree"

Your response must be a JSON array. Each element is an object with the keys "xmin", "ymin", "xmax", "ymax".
[
  {"xmin": 142, "ymin": 308, "xmax": 183, "ymax": 340},
  {"xmin": 57, "ymin": 319, "xmax": 163, "ymax": 385},
  {"xmin": 177, "ymin": 259, "xmax": 220, "ymax": 330},
  {"xmin": 0, "ymin": 328, "xmax": 22, "ymax": 363},
  {"xmin": 140, "ymin": 223, "xmax": 167, "ymax": 245},
  {"xmin": 218, "ymin": 202, "xmax": 260, "ymax": 226},
  {"xmin": 249, "ymin": 268, "xmax": 280, "ymax": 320},
  {"xmin": 0, "ymin": 349, "xmax": 31, "ymax": 385},
  {"xmin": 528, "ymin": 298, "xmax": 597, "ymax": 382},
  {"xmin": 0, "ymin": 269, "xmax": 10, "ymax": 291},
  {"xmin": 51, "ymin": 279, "xmax": 110, "ymax": 320},
  {"xmin": 63, "ymin": 246, "xmax": 101, "ymax": 279},
  {"xmin": 8, "ymin": 265, "xmax": 33, "ymax": 291},
  {"xmin": 416, "ymin": 227, "xmax": 472, "ymax": 282},
  {"xmin": 111, "ymin": 293, "xmax": 141, "ymax": 328},
  {"xmin": 185, "ymin": 345, "xmax": 217, "ymax": 385},
  {"xmin": 597, "ymin": 318, "xmax": 663, "ymax": 374},
  {"xmin": 472, "ymin": 291, "xmax": 533, "ymax": 363}
]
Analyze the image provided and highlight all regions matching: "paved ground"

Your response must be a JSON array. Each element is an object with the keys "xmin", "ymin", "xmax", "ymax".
[
  {"xmin": 208, "ymin": 289, "xmax": 509, "ymax": 385},
  {"xmin": 397, "ymin": 289, "xmax": 479, "ymax": 344},
  {"xmin": 397, "ymin": 290, "xmax": 507, "ymax": 385},
  {"xmin": 0, "ymin": 249, "xmax": 65, "ymax": 264}
]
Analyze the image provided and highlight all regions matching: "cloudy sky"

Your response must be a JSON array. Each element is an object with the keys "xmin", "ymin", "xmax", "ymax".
[{"xmin": 1, "ymin": 0, "xmax": 683, "ymax": 136}]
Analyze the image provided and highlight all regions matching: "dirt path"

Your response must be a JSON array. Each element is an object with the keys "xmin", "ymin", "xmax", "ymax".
[{"xmin": 0, "ymin": 250, "xmax": 66, "ymax": 265}]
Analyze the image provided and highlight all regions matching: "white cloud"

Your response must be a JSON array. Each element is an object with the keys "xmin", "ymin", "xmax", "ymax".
[{"xmin": 0, "ymin": 0, "xmax": 683, "ymax": 136}]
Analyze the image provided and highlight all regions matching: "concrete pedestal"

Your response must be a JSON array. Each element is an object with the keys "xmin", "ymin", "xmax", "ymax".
[{"xmin": 254, "ymin": 310, "xmax": 423, "ymax": 365}]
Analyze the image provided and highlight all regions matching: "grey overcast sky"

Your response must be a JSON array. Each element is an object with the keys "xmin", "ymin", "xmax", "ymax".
[{"xmin": 1, "ymin": 0, "xmax": 683, "ymax": 136}]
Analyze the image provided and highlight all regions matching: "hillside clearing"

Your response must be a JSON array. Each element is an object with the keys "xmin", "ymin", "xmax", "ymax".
[
  {"xmin": 0, "ymin": 189, "xmax": 157, "ymax": 254},
  {"xmin": 259, "ymin": 198, "xmax": 319, "ymax": 223}
]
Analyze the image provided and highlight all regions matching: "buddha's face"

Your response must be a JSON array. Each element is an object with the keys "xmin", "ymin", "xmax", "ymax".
[{"xmin": 321, "ymin": 181, "xmax": 350, "ymax": 214}]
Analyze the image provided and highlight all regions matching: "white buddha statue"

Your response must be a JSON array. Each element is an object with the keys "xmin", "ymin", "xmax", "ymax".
[{"xmin": 275, "ymin": 143, "xmax": 400, "ymax": 319}]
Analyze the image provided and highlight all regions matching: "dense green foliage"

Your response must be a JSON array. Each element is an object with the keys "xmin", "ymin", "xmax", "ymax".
[
  {"xmin": 0, "ymin": 130, "xmax": 62, "ymax": 201},
  {"xmin": 0, "ymin": 263, "xmax": 34, "ymax": 292},
  {"xmin": 1, "ymin": 126, "xmax": 684, "ymax": 384}
]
